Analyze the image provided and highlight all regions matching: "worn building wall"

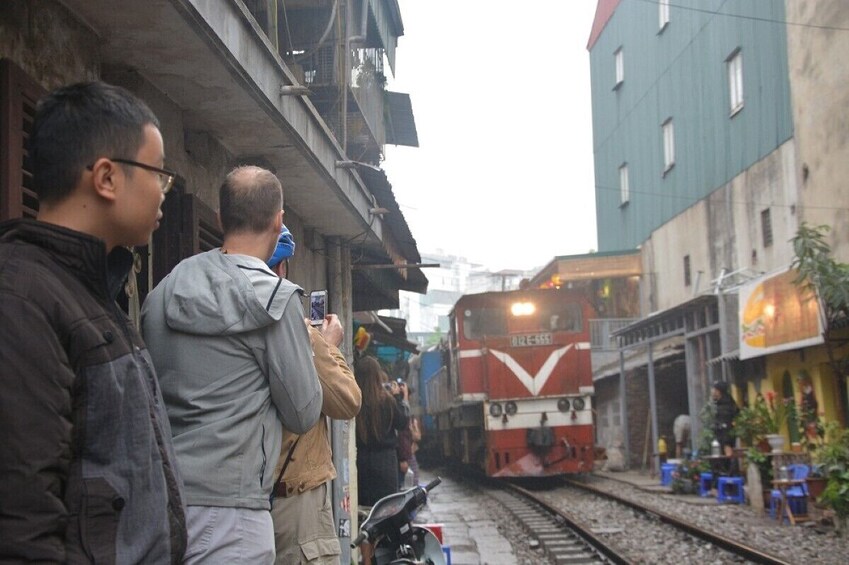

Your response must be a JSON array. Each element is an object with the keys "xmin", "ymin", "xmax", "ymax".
[
  {"xmin": 642, "ymin": 204, "xmax": 711, "ymax": 312},
  {"xmin": 0, "ymin": 0, "xmax": 99, "ymax": 87},
  {"xmin": 1, "ymin": 0, "xmax": 332, "ymax": 290},
  {"xmin": 594, "ymin": 377, "xmax": 622, "ymax": 450},
  {"xmin": 785, "ymin": 0, "xmax": 849, "ymax": 262},
  {"xmin": 641, "ymin": 142, "xmax": 799, "ymax": 313}
]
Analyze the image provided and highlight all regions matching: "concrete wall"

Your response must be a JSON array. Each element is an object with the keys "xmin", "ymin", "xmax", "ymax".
[
  {"xmin": 785, "ymin": 0, "xmax": 849, "ymax": 262},
  {"xmin": 641, "ymin": 141, "xmax": 799, "ymax": 312},
  {"xmin": 0, "ymin": 0, "xmax": 99, "ymax": 87},
  {"xmin": 1, "ymin": 0, "xmax": 336, "ymax": 296}
]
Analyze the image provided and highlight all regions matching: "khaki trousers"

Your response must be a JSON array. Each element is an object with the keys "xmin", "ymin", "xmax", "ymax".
[{"xmin": 271, "ymin": 482, "xmax": 341, "ymax": 565}]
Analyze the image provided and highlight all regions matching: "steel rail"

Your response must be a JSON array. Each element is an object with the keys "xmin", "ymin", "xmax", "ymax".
[
  {"xmin": 499, "ymin": 481, "xmax": 632, "ymax": 565},
  {"xmin": 562, "ymin": 477, "xmax": 793, "ymax": 565}
]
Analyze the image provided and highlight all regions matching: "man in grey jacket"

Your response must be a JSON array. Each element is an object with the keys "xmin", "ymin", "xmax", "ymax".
[{"xmin": 142, "ymin": 166, "xmax": 322, "ymax": 564}]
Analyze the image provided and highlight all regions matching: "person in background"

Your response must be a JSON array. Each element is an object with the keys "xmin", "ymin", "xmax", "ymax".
[
  {"xmin": 0, "ymin": 81, "xmax": 186, "ymax": 562},
  {"xmin": 673, "ymin": 414, "xmax": 691, "ymax": 458},
  {"xmin": 355, "ymin": 356, "xmax": 410, "ymax": 506},
  {"xmin": 142, "ymin": 167, "xmax": 322, "ymax": 564},
  {"xmin": 397, "ymin": 408, "xmax": 414, "ymax": 487},
  {"xmin": 711, "ymin": 381, "xmax": 739, "ymax": 458},
  {"xmin": 408, "ymin": 416, "xmax": 422, "ymax": 486},
  {"xmin": 266, "ymin": 225, "xmax": 362, "ymax": 565}
]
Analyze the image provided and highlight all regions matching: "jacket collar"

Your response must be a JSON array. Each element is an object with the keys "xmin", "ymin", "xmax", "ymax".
[{"xmin": 0, "ymin": 218, "xmax": 134, "ymax": 301}]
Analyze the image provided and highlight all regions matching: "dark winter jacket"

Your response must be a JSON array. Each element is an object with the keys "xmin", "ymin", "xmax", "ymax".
[{"xmin": 0, "ymin": 219, "xmax": 187, "ymax": 564}]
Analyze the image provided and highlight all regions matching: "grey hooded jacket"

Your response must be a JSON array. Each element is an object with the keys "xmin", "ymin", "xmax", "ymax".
[{"xmin": 141, "ymin": 250, "xmax": 322, "ymax": 509}]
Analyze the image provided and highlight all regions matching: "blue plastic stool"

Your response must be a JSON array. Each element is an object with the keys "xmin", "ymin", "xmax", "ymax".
[
  {"xmin": 660, "ymin": 463, "xmax": 677, "ymax": 486},
  {"xmin": 717, "ymin": 476, "xmax": 745, "ymax": 504},
  {"xmin": 699, "ymin": 472, "xmax": 713, "ymax": 497},
  {"xmin": 770, "ymin": 490, "xmax": 809, "ymax": 520}
]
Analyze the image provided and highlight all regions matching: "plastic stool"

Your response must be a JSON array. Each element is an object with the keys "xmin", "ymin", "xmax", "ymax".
[
  {"xmin": 660, "ymin": 463, "xmax": 677, "ymax": 486},
  {"xmin": 717, "ymin": 477, "xmax": 745, "ymax": 504},
  {"xmin": 699, "ymin": 472, "xmax": 713, "ymax": 497}
]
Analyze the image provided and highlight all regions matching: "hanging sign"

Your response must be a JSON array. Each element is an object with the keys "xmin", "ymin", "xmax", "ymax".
[{"xmin": 739, "ymin": 268, "xmax": 823, "ymax": 360}]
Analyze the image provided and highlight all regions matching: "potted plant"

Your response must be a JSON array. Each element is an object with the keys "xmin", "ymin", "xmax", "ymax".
[
  {"xmin": 815, "ymin": 422, "xmax": 849, "ymax": 532},
  {"xmin": 671, "ymin": 458, "xmax": 708, "ymax": 495},
  {"xmin": 807, "ymin": 464, "xmax": 828, "ymax": 501},
  {"xmin": 757, "ymin": 391, "xmax": 793, "ymax": 452},
  {"xmin": 734, "ymin": 402, "xmax": 769, "ymax": 448}
]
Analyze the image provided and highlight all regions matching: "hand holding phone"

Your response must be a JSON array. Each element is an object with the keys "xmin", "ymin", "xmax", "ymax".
[{"xmin": 309, "ymin": 290, "xmax": 327, "ymax": 326}]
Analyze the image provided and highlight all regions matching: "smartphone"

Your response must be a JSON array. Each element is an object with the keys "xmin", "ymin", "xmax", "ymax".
[{"xmin": 309, "ymin": 290, "xmax": 327, "ymax": 326}]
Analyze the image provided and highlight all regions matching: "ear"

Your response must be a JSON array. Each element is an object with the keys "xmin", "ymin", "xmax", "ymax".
[
  {"xmin": 273, "ymin": 209, "xmax": 283, "ymax": 232},
  {"xmin": 89, "ymin": 158, "xmax": 120, "ymax": 202}
]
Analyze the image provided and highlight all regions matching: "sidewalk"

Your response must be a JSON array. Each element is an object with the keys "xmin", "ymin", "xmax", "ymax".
[
  {"xmin": 415, "ymin": 469, "xmax": 518, "ymax": 565},
  {"xmin": 594, "ymin": 468, "xmax": 721, "ymax": 506}
]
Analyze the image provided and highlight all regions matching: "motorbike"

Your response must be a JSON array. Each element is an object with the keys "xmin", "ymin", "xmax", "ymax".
[{"xmin": 352, "ymin": 477, "xmax": 446, "ymax": 565}]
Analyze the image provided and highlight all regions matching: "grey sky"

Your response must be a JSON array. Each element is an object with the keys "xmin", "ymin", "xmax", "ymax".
[{"xmin": 383, "ymin": 1, "xmax": 600, "ymax": 272}]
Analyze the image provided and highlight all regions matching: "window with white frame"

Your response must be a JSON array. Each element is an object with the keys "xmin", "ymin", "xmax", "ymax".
[
  {"xmin": 659, "ymin": 0, "xmax": 670, "ymax": 29},
  {"xmin": 662, "ymin": 118, "xmax": 675, "ymax": 173},
  {"xmin": 619, "ymin": 163, "xmax": 630, "ymax": 205},
  {"xmin": 614, "ymin": 47, "xmax": 624, "ymax": 87},
  {"xmin": 727, "ymin": 49, "xmax": 744, "ymax": 115}
]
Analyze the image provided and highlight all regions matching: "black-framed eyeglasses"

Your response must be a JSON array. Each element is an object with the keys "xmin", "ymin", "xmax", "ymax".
[{"xmin": 87, "ymin": 158, "xmax": 176, "ymax": 194}]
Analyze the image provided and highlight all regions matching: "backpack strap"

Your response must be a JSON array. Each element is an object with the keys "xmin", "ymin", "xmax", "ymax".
[{"xmin": 269, "ymin": 436, "xmax": 301, "ymax": 503}]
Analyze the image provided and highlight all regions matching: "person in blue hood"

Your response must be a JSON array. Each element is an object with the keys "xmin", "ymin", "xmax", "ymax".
[{"xmin": 141, "ymin": 166, "xmax": 322, "ymax": 564}]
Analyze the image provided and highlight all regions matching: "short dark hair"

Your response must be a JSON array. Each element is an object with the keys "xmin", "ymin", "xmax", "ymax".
[
  {"xmin": 29, "ymin": 81, "xmax": 160, "ymax": 203},
  {"xmin": 219, "ymin": 166, "xmax": 283, "ymax": 234}
]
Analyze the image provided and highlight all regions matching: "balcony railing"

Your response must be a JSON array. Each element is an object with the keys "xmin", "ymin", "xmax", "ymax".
[{"xmin": 590, "ymin": 318, "xmax": 639, "ymax": 351}]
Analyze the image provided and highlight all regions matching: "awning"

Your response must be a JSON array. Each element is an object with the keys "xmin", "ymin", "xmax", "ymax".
[
  {"xmin": 355, "ymin": 312, "xmax": 419, "ymax": 354},
  {"xmin": 706, "ymin": 350, "xmax": 740, "ymax": 366},
  {"xmin": 385, "ymin": 92, "xmax": 418, "ymax": 147}
]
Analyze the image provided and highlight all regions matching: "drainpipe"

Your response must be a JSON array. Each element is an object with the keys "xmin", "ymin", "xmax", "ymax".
[{"xmin": 328, "ymin": 237, "xmax": 353, "ymax": 565}]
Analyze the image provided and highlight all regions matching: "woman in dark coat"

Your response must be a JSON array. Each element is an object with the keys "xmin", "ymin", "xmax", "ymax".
[
  {"xmin": 711, "ymin": 381, "xmax": 739, "ymax": 457},
  {"xmin": 354, "ymin": 356, "xmax": 410, "ymax": 506}
]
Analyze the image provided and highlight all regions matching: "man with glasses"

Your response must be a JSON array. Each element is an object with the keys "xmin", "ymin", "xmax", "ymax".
[
  {"xmin": 0, "ymin": 82, "xmax": 186, "ymax": 562},
  {"xmin": 141, "ymin": 166, "xmax": 323, "ymax": 564}
]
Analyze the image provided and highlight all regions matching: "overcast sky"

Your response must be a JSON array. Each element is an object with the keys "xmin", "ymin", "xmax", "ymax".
[{"xmin": 382, "ymin": 1, "xmax": 600, "ymax": 272}]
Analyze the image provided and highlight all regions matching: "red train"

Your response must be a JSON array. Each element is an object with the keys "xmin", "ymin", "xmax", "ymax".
[{"xmin": 427, "ymin": 287, "xmax": 595, "ymax": 477}]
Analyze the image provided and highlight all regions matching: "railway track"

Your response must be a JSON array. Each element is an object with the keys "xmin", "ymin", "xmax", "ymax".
[
  {"xmin": 480, "ymin": 473, "xmax": 796, "ymax": 565},
  {"xmin": 556, "ymin": 476, "xmax": 792, "ymax": 565},
  {"xmin": 488, "ymin": 481, "xmax": 628, "ymax": 564}
]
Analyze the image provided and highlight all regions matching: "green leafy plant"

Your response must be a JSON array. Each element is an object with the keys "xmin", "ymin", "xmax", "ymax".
[
  {"xmin": 698, "ymin": 401, "xmax": 717, "ymax": 454},
  {"xmin": 810, "ymin": 422, "xmax": 849, "ymax": 530},
  {"xmin": 734, "ymin": 392, "xmax": 793, "ymax": 444},
  {"xmin": 791, "ymin": 223, "xmax": 849, "ymax": 423},
  {"xmin": 734, "ymin": 403, "xmax": 770, "ymax": 446},
  {"xmin": 671, "ymin": 459, "xmax": 709, "ymax": 494}
]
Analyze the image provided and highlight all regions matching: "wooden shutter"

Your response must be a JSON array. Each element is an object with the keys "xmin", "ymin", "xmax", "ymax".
[
  {"xmin": 0, "ymin": 59, "xmax": 45, "ymax": 220},
  {"xmin": 151, "ymin": 185, "xmax": 222, "ymax": 288}
]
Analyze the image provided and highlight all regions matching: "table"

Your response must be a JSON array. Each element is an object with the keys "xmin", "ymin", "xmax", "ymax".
[
  {"xmin": 771, "ymin": 479, "xmax": 807, "ymax": 525},
  {"xmin": 702, "ymin": 455, "xmax": 737, "ymax": 479}
]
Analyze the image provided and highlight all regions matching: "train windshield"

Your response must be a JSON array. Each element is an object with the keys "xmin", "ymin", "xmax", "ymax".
[{"xmin": 461, "ymin": 299, "xmax": 582, "ymax": 340}]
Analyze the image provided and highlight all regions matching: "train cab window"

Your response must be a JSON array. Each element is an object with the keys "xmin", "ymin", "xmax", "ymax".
[
  {"xmin": 547, "ymin": 303, "xmax": 583, "ymax": 332},
  {"xmin": 463, "ymin": 307, "xmax": 507, "ymax": 340}
]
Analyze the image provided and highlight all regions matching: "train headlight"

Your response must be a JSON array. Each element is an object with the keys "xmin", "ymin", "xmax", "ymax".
[
  {"xmin": 510, "ymin": 301, "xmax": 536, "ymax": 316},
  {"xmin": 489, "ymin": 403, "xmax": 503, "ymax": 417},
  {"xmin": 572, "ymin": 397, "xmax": 586, "ymax": 411},
  {"xmin": 557, "ymin": 398, "xmax": 571, "ymax": 412},
  {"xmin": 505, "ymin": 401, "xmax": 518, "ymax": 415}
]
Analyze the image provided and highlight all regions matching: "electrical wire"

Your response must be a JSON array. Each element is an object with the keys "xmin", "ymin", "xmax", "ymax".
[
  {"xmin": 592, "ymin": 180, "xmax": 849, "ymax": 211},
  {"xmin": 630, "ymin": 0, "xmax": 849, "ymax": 33},
  {"xmin": 594, "ymin": 0, "xmax": 730, "ymax": 152}
]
